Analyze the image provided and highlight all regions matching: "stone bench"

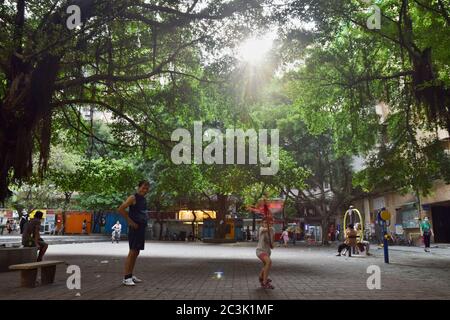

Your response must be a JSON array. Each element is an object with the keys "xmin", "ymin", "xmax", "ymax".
[
  {"xmin": 9, "ymin": 261, "xmax": 65, "ymax": 288},
  {"xmin": 0, "ymin": 247, "xmax": 37, "ymax": 272}
]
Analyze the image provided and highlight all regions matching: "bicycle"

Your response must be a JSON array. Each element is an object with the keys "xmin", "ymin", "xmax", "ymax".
[
  {"xmin": 111, "ymin": 230, "xmax": 120, "ymax": 243},
  {"xmin": 390, "ymin": 233, "xmax": 413, "ymax": 246}
]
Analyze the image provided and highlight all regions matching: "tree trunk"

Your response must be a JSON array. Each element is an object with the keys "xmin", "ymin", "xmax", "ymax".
[
  {"xmin": 156, "ymin": 210, "xmax": 164, "ymax": 240},
  {"xmin": 64, "ymin": 192, "xmax": 72, "ymax": 210},
  {"xmin": 191, "ymin": 210, "xmax": 196, "ymax": 241},
  {"xmin": 252, "ymin": 212, "xmax": 256, "ymax": 236},
  {"xmin": 282, "ymin": 196, "xmax": 288, "ymax": 224},
  {"xmin": 158, "ymin": 220, "xmax": 164, "ymax": 240},
  {"xmin": 321, "ymin": 217, "xmax": 329, "ymax": 245},
  {"xmin": 1, "ymin": 54, "xmax": 61, "ymax": 202},
  {"xmin": 215, "ymin": 194, "xmax": 228, "ymax": 239}
]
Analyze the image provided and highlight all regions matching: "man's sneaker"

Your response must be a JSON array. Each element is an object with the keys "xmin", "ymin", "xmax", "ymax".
[
  {"xmin": 132, "ymin": 276, "xmax": 143, "ymax": 283},
  {"xmin": 122, "ymin": 278, "xmax": 136, "ymax": 286}
]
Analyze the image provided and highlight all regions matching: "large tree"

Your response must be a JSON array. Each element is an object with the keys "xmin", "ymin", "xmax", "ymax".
[
  {"xmin": 279, "ymin": 0, "xmax": 450, "ymax": 133},
  {"xmin": 0, "ymin": 0, "xmax": 270, "ymax": 201},
  {"xmin": 280, "ymin": 0, "xmax": 450, "ymax": 198}
]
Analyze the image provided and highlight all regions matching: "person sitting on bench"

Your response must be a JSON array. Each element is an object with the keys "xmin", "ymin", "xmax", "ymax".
[
  {"xmin": 336, "ymin": 224, "xmax": 357, "ymax": 256},
  {"xmin": 22, "ymin": 211, "xmax": 48, "ymax": 262}
]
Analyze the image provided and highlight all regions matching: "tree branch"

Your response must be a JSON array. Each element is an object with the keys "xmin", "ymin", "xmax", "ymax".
[
  {"xmin": 413, "ymin": 0, "xmax": 450, "ymax": 25},
  {"xmin": 52, "ymin": 99, "xmax": 172, "ymax": 150},
  {"xmin": 54, "ymin": 36, "xmax": 206, "ymax": 89},
  {"xmin": 160, "ymin": 70, "xmax": 224, "ymax": 84},
  {"xmin": 61, "ymin": 106, "xmax": 133, "ymax": 150}
]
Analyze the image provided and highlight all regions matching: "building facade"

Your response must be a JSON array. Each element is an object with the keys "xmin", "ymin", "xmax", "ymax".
[{"xmin": 352, "ymin": 179, "xmax": 450, "ymax": 244}]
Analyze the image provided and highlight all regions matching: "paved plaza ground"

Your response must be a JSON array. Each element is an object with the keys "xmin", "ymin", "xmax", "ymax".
[{"xmin": 1, "ymin": 240, "xmax": 450, "ymax": 300}]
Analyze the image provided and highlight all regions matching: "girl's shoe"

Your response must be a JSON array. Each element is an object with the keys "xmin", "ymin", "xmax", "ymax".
[
  {"xmin": 261, "ymin": 281, "xmax": 274, "ymax": 289},
  {"xmin": 259, "ymin": 277, "xmax": 272, "ymax": 284}
]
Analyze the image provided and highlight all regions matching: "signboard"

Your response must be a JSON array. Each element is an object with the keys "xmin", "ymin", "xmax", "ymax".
[
  {"xmin": 373, "ymin": 197, "xmax": 386, "ymax": 210},
  {"xmin": 380, "ymin": 210, "xmax": 391, "ymax": 221},
  {"xmin": 46, "ymin": 213, "xmax": 56, "ymax": 223},
  {"xmin": 29, "ymin": 210, "xmax": 47, "ymax": 219},
  {"xmin": 0, "ymin": 210, "xmax": 13, "ymax": 218},
  {"xmin": 177, "ymin": 210, "xmax": 216, "ymax": 222},
  {"xmin": 395, "ymin": 224, "xmax": 404, "ymax": 235}
]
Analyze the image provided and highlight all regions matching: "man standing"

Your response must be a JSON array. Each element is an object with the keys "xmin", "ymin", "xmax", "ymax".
[
  {"xmin": 22, "ymin": 211, "xmax": 48, "ymax": 262},
  {"xmin": 118, "ymin": 180, "xmax": 150, "ymax": 286}
]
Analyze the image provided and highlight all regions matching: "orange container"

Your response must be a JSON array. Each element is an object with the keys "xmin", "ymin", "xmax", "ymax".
[{"xmin": 64, "ymin": 211, "xmax": 92, "ymax": 234}]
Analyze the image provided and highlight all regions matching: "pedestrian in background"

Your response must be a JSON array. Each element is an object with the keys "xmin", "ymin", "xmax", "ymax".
[
  {"xmin": 281, "ymin": 227, "xmax": 289, "ymax": 247},
  {"xmin": 420, "ymin": 217, "xmax": 433, "ymax": 252},
  {"xmin": 6, "ymin": 220, "xmax": 12, "ymax": 234},
  {"xmin": 82, "ymin": 220, "xmax": 87, "ymax": 234}
]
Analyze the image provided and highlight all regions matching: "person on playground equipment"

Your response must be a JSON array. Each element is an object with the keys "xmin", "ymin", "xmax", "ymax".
[
  {"xmin": 336, "ymin": 224, "xmax": 357, "ymax": 256},
  {"xmin": 354, "ymin": 223, "xmax": 371, "ymax": 256}
]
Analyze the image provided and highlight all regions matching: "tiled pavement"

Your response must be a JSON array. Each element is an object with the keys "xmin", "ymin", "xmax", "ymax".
[{"xmin": 1, "ymin": 241, "xmax": 449, "ymax": 300}]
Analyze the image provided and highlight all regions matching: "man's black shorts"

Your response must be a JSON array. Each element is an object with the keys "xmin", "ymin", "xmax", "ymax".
[{"xmin": 128, "ymin": 223, "xmax": 146, "ymax": 251}]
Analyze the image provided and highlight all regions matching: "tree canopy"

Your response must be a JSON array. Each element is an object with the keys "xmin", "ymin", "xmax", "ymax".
[{"xmin": 1, "ymin": 1, "xmax": 449, "ymax": 241}]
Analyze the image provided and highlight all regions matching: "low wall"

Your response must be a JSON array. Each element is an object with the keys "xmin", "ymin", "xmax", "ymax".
[{"xmin": 0, "ymin": 247, "xmax": 37, "ymax": 272}]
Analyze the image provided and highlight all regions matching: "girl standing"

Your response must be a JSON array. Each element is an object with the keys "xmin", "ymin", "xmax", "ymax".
[{"xmin": 256, "ymin": 218, "xmax": 275, "ymax": 289}]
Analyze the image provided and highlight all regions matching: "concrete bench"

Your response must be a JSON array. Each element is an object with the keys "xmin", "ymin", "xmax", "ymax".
[
  {"xmin": 9, "ymin": 261, "xmax": 65, "ymax": 288},
  {"xmin": 0, "ymin": 247, "xmax": 37, "ymax": 272}
]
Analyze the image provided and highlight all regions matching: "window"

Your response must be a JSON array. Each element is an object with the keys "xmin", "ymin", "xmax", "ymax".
[{"xmin": 401, "ymin": 208, "xmax": 419, "ymax": 229}]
